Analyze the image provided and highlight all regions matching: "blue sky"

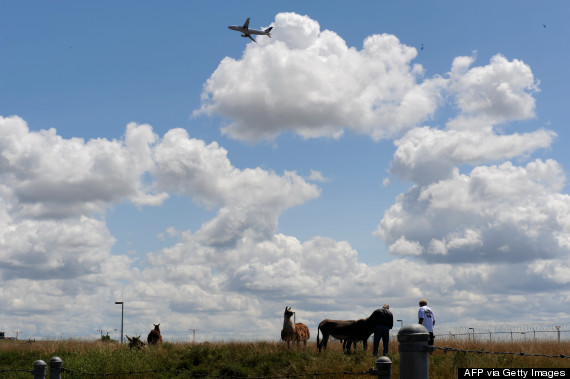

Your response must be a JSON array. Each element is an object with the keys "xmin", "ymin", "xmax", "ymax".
[{"xmin": 1, "ymin": 1, "xmax": 569, "ymax": 341}]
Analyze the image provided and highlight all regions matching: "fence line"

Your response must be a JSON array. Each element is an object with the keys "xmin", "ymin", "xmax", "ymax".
[
  {"xmin": 5, "ymin": 345, "xmax": 568, "ymax": 379},
  {"xmin": 433, "ymin": 346, "xmax": 569, "ymax": 359},
  {"xmin": 2, "ymin": 362, "xmax": 379, "ymax": 378},
  {"xmin": 388, "ymin": 323, "xmax": 570, "ymax": 342}
]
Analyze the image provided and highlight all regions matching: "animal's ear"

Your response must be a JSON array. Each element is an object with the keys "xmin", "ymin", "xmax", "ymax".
[{"xmin": 137, "ymin": 335, "xmax": 141, "ymax": 339}]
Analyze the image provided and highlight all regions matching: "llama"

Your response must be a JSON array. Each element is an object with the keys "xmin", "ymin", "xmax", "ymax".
[
  {"xmin": 280, "ymin": 306, "xmax": 310, "ymax": 349},
  {"xmin": 126, "ymin": 335, "xmax": 146, "ymax": 350},
  {"xmin": 147, "ymin": 323, "xmax": 163, "ymax": 345}
]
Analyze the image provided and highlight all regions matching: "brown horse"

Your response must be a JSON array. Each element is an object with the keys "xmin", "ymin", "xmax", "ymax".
[{"xmin": 147, "ymin": 323, "xmax": 163, "ymax": 345}]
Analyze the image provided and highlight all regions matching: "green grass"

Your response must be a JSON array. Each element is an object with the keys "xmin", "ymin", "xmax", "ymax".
[{"xmin": 0, "ymin": 338, "xmax": 568, "ymax": 378}]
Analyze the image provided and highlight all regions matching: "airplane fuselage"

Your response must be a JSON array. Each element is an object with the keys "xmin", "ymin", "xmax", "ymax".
[{"xmin": 227, "ymin": 26, "xmax": 271, "ymax": 36}]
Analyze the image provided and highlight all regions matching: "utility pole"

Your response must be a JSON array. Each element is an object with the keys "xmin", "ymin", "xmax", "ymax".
[
  {"xmin": 97, "ymin": 328, "xmax": 116, "ymax": 339},
  {"xmin": 189, "ymin": 329, "xmax": 199, "ymax": 343},
  {"xmin": 115, "ymin": 302, "xmax": 124, "ymax": 344}
]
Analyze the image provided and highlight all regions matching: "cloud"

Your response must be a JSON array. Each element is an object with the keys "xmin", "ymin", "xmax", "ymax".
[
  {"xmin": 448, "ymin": 54, "xmax": 538, "ymax": 125},
  {"xmin": 377, "ymin": 160, "xmax": 570, "ymax": 264},
  {"xmin": 195, "ymin": 12, "xmax": 443, "ymax": 142},
  {"xmin": 0, "ymin": 116, "xmax": 167, "ymax": 218},
  {"xmin": 390, "ymin": 126, "xmax": 556, "ymax": 185},
  {"xmin": 389, "ymin": 53, "xmax": 552, "ymax": 185},
  {"xmin": 153, "ymin": 128, "xmax": 320, "ymax": 246},
  {"xmin": 306, "ymin": 169, "xmax": 330, "ymax": 183}
]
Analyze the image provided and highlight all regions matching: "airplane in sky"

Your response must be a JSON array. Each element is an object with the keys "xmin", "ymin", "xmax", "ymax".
[{"xmin": 228, "ymin": 18, "xmax": 273, "ymax": 42}]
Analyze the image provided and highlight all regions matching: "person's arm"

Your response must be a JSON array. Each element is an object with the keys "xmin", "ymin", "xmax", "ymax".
[{"xmin": 418, "ymin": 317, "xmax": 424, "ymax": 325}]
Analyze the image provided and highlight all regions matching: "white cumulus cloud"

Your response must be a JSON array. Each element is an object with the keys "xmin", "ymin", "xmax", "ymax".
[
  {"xmin": 377, "ymin": 160, "xmax": 570, "ymax": 264},
  {"xmin": 195, "ymin": 12, "xmax": 443, "ymax": 142}
]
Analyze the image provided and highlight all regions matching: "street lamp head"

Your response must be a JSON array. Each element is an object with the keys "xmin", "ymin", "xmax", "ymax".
[{"xmin": 115, "ymin": 301, "xmax": 123, "ymax": 304}]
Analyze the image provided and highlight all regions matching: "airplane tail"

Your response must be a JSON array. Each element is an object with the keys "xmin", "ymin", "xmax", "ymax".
[{"xmin": 265, "ymin": 26, "xmax": 273, "ymax": 37}]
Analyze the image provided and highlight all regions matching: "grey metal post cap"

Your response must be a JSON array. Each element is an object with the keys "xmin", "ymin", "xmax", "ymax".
[
  {"xmin": 375, "ymin": 356, "xmax": 392, "ymax": 366},
  {"xmin": 397, "ymin": 324, "xmax": 429, "ymax": 343},
  {"xmin": 375, "ymin": 356, "xmax": 392, "ymax": 377}
]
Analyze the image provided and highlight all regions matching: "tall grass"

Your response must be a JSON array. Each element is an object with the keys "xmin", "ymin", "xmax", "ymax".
[{"xmin": 0, "ymin": 338, "xmax": 568, "ymax": 378}]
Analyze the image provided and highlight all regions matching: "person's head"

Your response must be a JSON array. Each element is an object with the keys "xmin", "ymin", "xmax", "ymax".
[
  {"xmin": 419, "ymin": 299, "xmax": 428, "ymax": 307},
  {"xmin": 383, "ymin": 304, "xmax": 389, "ymax": 309}
]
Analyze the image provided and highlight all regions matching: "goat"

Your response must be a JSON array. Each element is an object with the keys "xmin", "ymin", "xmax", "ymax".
[
  {"xmin": 126, "ymin": 335, "xmax": 146, "ymax": 350},
  {"xmin": 280, "ymin": 306, "xmax": 310, "ymax": 349},
  {"xmin": 147, "ymin": 323, "xmax": 163, "ymax": 345}
]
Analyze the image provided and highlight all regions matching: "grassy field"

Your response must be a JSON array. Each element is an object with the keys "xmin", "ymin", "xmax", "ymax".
[{"xmin": 0, "ymin": 338, "xmax": 568, "ymax": 378}]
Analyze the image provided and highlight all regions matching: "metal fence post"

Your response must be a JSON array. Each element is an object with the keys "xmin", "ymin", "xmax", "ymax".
[
  {"xmin": 49, "ymin": 356, "xmax": 63, "ymax": 379},
  {"xmin": 32, "ymin": 360, "xmax": 46, "ymax": 379},
  {"xmin": 375, "ymin": 356, "xmax": 392, "ymax": 378},
  {"xmin": 398, "ymin": 324, "xmax": 430, "ymax": 379}
]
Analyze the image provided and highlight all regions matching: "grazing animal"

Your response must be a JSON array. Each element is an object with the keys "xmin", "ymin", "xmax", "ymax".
[
  {"xmin": 147, "ymin": 323, "xmax": 163, "ymax": 345},
  {"xmin": 280, "ymin": 306, "xmax": 310, "ymax": 349},
  {"xmin": 317, "ymin": 313, "xmax": 376, "ymax": 354},
  {"xmin": 126, "ymin": 335, "xmax": 146, "ymax": 350}
]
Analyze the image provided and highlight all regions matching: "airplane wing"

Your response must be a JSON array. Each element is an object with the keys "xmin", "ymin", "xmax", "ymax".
[
  {"xmin": 243, "ymin": 18, "xmax": 250, "ymax": 29},
  {"xmin": 246, "ymin": 34, "xmax": 256, "ymax": 42}
]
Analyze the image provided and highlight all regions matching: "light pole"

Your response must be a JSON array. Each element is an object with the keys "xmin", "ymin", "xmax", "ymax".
[
  {"xmin": 469, "ymin": 327, "xmax": 475, "ymax": 341},
  {"xmin": 396, "ymin": 319, "xmax": 403, "ymax": 328},
  {"xmin": 115, "ymin": 302, "xmax": 124, "ymax": 344},
  {"xmin": 189, "ymin": 328, "xmax": 199, "ymax": 343}
]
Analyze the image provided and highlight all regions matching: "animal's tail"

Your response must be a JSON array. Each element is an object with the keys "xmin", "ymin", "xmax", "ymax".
[
  {"xmin": 265, "ymin": 27, "xmax": 273, "ymax": 37},
  {"xmin": 316, "ymin": 327, "xmax": 321, "ymax": 350}
]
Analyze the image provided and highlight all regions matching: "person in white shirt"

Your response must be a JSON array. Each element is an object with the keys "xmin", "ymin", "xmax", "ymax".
[{"xmin": 418, "ymin": 298, "xmax": 436, "ymax": 345}]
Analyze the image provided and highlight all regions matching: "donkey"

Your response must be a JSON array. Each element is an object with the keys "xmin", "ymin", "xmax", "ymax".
[
  {"xmin": 280, "ymin": 306, "xmax": 310, "ymax": 349},
  {"xmin": 147, "ymin": 323, "xmax": 163, "ymax": 345},
  {"xmin": 126, "ymin": 335, "xmax": 146, "ymax": 350}
]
